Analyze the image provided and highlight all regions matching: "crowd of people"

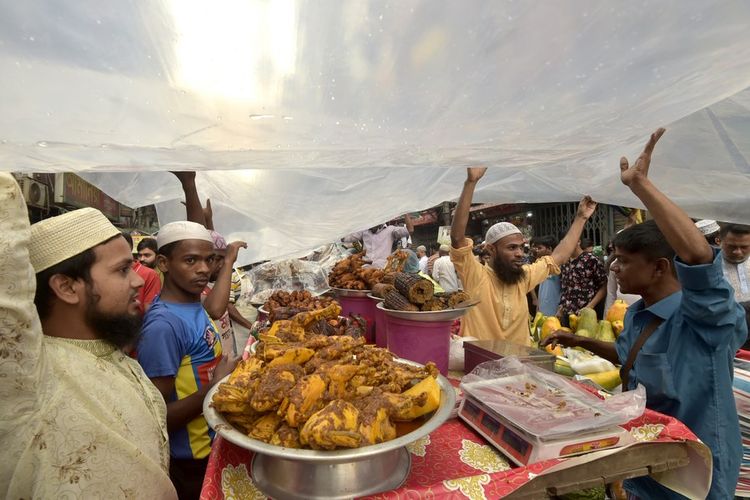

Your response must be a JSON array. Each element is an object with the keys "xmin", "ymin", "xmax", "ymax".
[{"xmin": 1, "ymin": 127, "xmax": 748, "ymax": 499}]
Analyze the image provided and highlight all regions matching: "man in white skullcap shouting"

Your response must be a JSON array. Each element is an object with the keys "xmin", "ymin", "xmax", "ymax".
[
  {"xmin": 449, "ymin": 168, "xmax": 597, "ymax": 344},
  {"xmin": 0, "ymin": 174, "xmax": 176, "ymax": 499}
]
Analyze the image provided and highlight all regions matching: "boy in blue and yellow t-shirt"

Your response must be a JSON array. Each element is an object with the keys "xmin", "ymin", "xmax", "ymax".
[{"xmin": 137, "ymin": 221, "xmax": 244, "ymax": 499}]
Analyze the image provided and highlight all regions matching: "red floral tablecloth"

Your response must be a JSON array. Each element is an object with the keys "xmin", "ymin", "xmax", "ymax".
[{"xmin": 200, "ymin": 405, "xmax": 701, "ymax": 499}]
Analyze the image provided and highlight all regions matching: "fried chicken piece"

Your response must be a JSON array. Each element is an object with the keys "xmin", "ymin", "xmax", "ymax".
[
  {"xmin": 284, "ymin": 373, "xmax": 329, "ymax": 428},
  {"xmin": 291, "ymin": 303, "xmax": 342, "ymax": 329},
  {"xmin": 267, "ymin": 347, "xmax": 316, "ymax": 368},
  {"xmin": 300, "ymin": 400, "xmax": 362, "ymax": 450},
  {"xmin": 304, "ymin": 336, "xmax": 365, "ymax": 374},
  {"xmin": 303, "ymin": 334, "xmax": 337, "ymax": 350},
  {"xmin": 248, "ymin": 412, "xmax": 283, "ymax": 442},
  {"xmin": 327, "ymin": 364, "xmax": 361, "ymax": 399},
  {"xmin": 388, "ymin": 361, "xmax": 439, "ymax": 391},
  {"xmin": 211, "ymin": 383, "xmax": 254, "ymax": 414},
  {"xmin": 270, "ymin": 423, "xmax": 302, "ymax": 448},
  {"xmin": 227, "ymin": 357, "xmax": 265, "ymax": 387},
  {"xmin": 352, "ymin": 389, "xmax": 398, "ymax": 445},
  {"xmin": 267, "ymin": 320, "xmax": 306, "ymax": 342},
  {"xmin": 251, "ymin": 364, "xmax": 305, "ymax": 412},
  {"xmin": 225, "ymin": 411, "xmax": 263, "ymax": 435}
]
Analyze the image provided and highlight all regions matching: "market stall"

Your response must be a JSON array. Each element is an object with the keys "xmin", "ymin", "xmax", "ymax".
[
  {"xmin": 200, "ymin": 389, "xmax": 710, "ymax": 499},
  {"xmin": 202, "ymin": 277, "xmax": 713, "ymax": 499}
]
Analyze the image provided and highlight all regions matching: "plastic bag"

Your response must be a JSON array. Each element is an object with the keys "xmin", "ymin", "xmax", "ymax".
[
  {"xmin": 304, "ymin": 243, "xmax": 351, "ymax": 275},
  {"xmin": 565, "ymin": 349, "xmax": 617, "ymax": 375},
  {"xmin": 461, "ymin": 357, "xmax": 645, "ymax": 439},
  {"xmin": 245, "ymin": 258, "xmax": 330, "ymax": 304},
  {"xmin": 2, "ymin": 2, "xmax": 750, "ymax": 268}
]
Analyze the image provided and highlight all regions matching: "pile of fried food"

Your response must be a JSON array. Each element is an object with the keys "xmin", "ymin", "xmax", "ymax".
[
  {"xmin": 328, "ymin": 251, "xmax": 413, "ymax": 290},
  {"xmin": 374, "ymin": 272, "xmax": 472, "ymax": 312},
  {"xmin": 263, "ymin": 290, "xmax": 337, "ymax": 323},
  {"xmin": 211, "ymin": 304, "xmax": 441, "ymax": 450},
  {"xmin": 328, "ymin": 252, "xmax": 385, "ymax": 290}
]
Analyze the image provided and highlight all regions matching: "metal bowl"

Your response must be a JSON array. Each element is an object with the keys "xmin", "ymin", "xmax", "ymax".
[
  {"xmin": 257, "ymin": 305, "xmax": 269, "ymax": 315},
  {"xmin": 367, "ymin": 293, "xmax": 384, "ymax": 302},
  {"xmin": 331, "ymin": 286, "xmax": 372, "ymax": 298},
  {"xmin": 203, "ymin": 360, "xmax": 456, "ymax": 499},
  {"xmin": 376, "ymin": 301, "xmax": 474, "ymax": 322}
]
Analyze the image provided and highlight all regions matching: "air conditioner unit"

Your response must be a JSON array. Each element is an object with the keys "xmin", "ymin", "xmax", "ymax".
[{"xmin": 20, "ymin": 177, "xmax": 49, "ymax": 209}]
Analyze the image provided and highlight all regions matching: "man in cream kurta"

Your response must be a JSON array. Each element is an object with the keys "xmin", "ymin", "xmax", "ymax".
[{"xmin": 0, "ymin": 173, "xmax": 177, "ymax": 498}]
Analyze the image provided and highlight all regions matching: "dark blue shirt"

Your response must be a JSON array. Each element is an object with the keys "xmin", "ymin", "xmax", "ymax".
[{"xmin": 615, "ymin": 250, "xmax": 747, "ymax": 498}]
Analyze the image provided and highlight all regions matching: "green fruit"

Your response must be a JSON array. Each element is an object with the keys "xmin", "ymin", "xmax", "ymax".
[
  {"xmin": 575, "ymin": 328, "xmax": 593, "ymax": 339},
  {"xmin": 596, "ymin": 320, "xmax": 616, "ymax": 343},
  {"xmin": 577, "ymin": 308, "xmax": 598, "ymax": 336}
]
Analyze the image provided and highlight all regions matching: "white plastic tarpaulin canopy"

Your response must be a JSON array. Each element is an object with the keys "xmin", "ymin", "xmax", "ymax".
[{"xmin": 1, "ymin": 0, "xmax": 749, "ymax": 265}]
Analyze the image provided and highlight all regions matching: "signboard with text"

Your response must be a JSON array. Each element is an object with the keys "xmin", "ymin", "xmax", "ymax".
[{"xmin": 54, "ymin": 173, "xmax": 120, "ymax": 220}]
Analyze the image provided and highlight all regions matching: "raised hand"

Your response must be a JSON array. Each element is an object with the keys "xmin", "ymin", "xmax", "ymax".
[
  {"xmin": 576, "ymin": 195, "xmax": 597, "ymax": 220},
  {"xmin": 620, "ymin": 128, "xmax": 665, "ymax": 187},
  {"xmin": 225, "ymin": 241, "xmax": 248, "ymax": 263},
  {"xmin": 204, "ymin": 199, "xmax": 213, "ymax": 222},
  {"xmin": 466, "ymin": 167, "xmax": 487, "ymax": 183},
  {"xmin": 540, "ymin": 330, "xmax": 581, "ymax": 349}
]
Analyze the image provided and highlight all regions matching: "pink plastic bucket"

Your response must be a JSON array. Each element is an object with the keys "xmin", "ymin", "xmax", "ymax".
[
  {"xmin": 369, "ymin": 296, "xmax": 388, "ymax": 348},
  {"xmin": 385, "ymin": 315, "xmax": 451, "ymax": 374},
  {"xmin": 337, "ymin": 295, "xmax": 376, "ymax": 343}
]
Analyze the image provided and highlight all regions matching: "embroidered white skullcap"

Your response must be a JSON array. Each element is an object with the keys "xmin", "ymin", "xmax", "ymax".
[
  {"xmin": 156, "ymin": 221, "xmax": 213, "ymax": 250},
  {"xmin": 29, "ymin": 207, "xmax": 121, "ymax": 273},
  {"xmin": 439, "ymin": 244, "xmax": 450, "ymax": 252},
  {"xmin": 695, "ymin": 219, "xmax": 720, "ymax": 236},
  {"xmin": 483, "ymin": 222, "xmax": 522, "ymax": 246}
]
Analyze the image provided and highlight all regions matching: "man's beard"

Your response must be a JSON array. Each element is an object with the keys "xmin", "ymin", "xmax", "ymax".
[
  {"xmin": 85, "ymin": 288, "xmax": 143, "ymax": 349},
  {"xmin": 491, "ymin": 255, "xmax": 525, "ymax": 284}
]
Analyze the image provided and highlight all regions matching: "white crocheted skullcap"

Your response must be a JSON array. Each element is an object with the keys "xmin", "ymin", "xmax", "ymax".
[
  {"xmin": 483, "ymin": 222, "xmax": 522, "ymax": 246},
  {"xmin": 694, "ymin": 219, "xmax": 720, "ymax": 236},
  {"xmin": 29, "ymin": 207, "xmax": 121, "ymax": 273},
  {"xmin": 156, "ymin": 221, "xmax": 213, "ymax": 250}
]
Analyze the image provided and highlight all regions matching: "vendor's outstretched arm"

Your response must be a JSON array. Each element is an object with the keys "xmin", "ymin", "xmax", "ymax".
[
  {"xmin": 542, "ymin": 330, "xmax": 619, "ymax": 365},
  {"xmin": 450, "ymin": 167, "xmax": 487, "ymax": 248},
  {"xmin": 171, "ymin": 171, "xmax": 207, "ymax": 227},
  {"xmin": 620, "ymin": 128, "xmax": 713, "ymax": 265},
  {"xmin": 550, "ymin": 196, "xmax": 597, "ymax": 266}
]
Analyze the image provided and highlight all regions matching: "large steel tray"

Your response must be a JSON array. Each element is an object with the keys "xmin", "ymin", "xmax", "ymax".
[{"xmin": 203, "ymin": 359, "xmax": 456, "ymax": 499}]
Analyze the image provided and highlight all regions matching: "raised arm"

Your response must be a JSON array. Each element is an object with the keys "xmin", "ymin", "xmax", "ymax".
[
  {"xmin": 550, "ymin": 196, "xmax": 597, "ymax": 266},
  {"xmin": 0, "ymin": 174, "xmax": 44, "ymax": 408},
  {"xmin": 203, "ymin": 199, "xmax": 214, "ymax": 231},
  {"xmin": 451, "ymin": 167, "xmax": 487, "ymax": 248},
  {"xmin": 171, "ymin": 171, "xmax": 207, "ymax": 227},
  {"xmin": 203, "ymin": 241, "xmax": 247, "ymax": 320},
  {"xmin": 620, "ymin": 128, "xmax": 713, "ymax": 265}
]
